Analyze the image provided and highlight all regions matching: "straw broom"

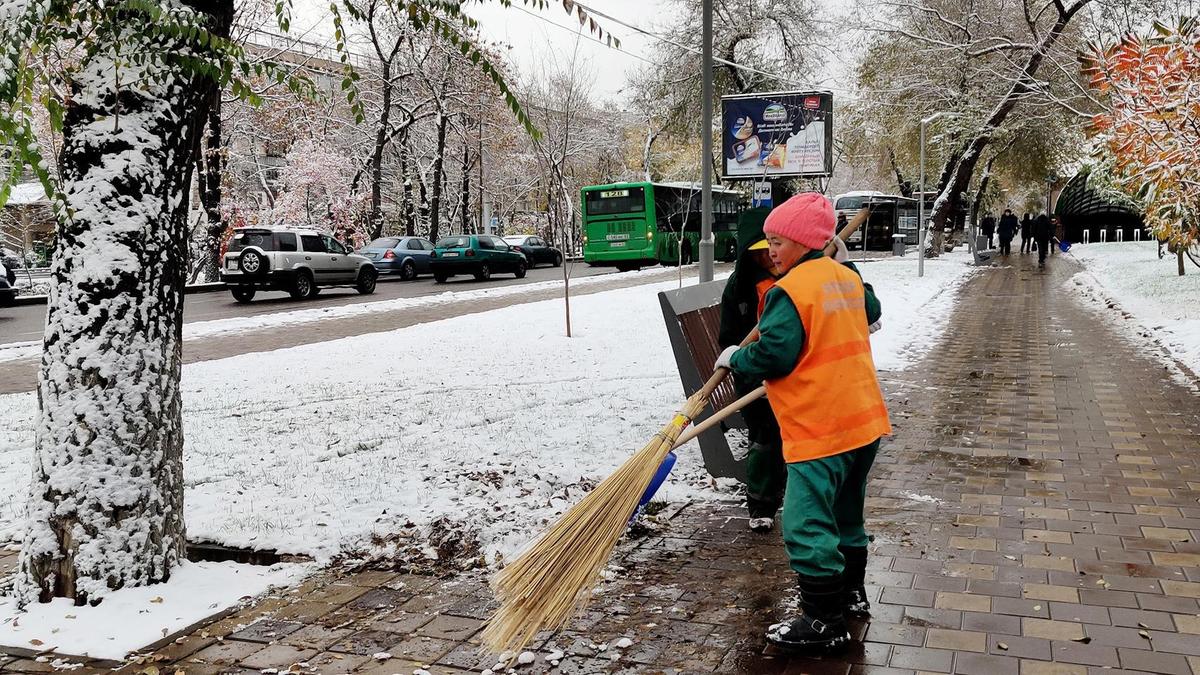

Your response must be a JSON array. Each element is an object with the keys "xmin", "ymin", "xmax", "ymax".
[
  {"xmin": 482, "ymin": 205, "xmax": 875, "ymax": 657},
  {"xmin": 481, "ymin": 388, "xmax": 712, "ymax": 656}
]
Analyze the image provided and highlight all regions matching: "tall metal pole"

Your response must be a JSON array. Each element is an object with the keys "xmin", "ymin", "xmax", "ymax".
[
  {"xmin": 698, "ymin": 0, "xmax": 714, "ymax": 282},
  {"xmin": 918, "ymin": 119, "xmax": 926, "ymax": 279},
  {"xmin": 478, "ymin": 97, "xmax": 484, "ymax": 233}
]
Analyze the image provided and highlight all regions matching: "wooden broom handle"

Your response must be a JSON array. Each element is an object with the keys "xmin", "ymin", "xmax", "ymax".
[
  {"xmin": 696, "ymin": 328, "xmax": 760, "ymax": 400},
  {"xmin": 674, "ymin": 385, "xmax": 767, "ymax": 449},
  {"xmin": 693, "ymin": 204, "xmax": 870, "ymax": 402},
  {"xmin": 824, "ymin": 205, "xmax": 872, "ymax": 256}
]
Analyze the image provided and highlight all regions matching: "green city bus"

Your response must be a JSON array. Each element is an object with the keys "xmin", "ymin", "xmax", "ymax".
[{"xmin": 581, "ymin": 182, "xmax": 742, "ymax": 270}]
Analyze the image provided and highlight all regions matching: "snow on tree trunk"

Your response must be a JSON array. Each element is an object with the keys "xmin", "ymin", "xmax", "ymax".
[
  {"xmin": 17, "ymin": 1, "xmax": 233, "ymax": 606},
  {"xmin": 400, "ymin": 135, "xmax": 416, "ymax": 237},
  {"xmin": 926, "ymin": 0, "xmax": 1091, "ymax": 256},
  {"xmin": 198, "ymin": 97, "xmax": 226, "ymax": 283},
  {"xmin": 460, "ymin": 144, "xmax": 471, "ymax": 235},
  {"xmin": 427, "ymin": 112, "xmax": 448, "ymax": 243}
]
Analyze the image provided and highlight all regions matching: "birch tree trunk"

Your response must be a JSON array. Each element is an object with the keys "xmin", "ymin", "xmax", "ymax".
[{"xmin": 17, "ymin": 0, "xmax": 234, "ymax": 606}]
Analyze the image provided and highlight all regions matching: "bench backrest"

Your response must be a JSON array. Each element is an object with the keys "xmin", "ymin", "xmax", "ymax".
[{"xmin": 658, "ymin": 280, "xmax": 746, "ymax": 481}]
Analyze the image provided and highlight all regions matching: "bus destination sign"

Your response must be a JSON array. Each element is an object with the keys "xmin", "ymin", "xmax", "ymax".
[{"xmin": 599, "ymin": 189, "xmax": 630, "ymax": 199}]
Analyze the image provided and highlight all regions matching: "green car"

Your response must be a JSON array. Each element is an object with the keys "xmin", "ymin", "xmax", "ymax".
[{"xmin": 430, "ymin": 234, "xmax": 528, "ymax": 283}]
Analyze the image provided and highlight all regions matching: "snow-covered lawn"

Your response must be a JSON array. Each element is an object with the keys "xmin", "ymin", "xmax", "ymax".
[
  {"xmin": 861, "ymin": 250, "xmax": 977, "ymax": 371},
  {"xmin": 0, "ymin": 561, "xmax": 307, "ymax": 661},
  {"xmin": 1069, "ymin": 242, "xmax": 1200, "ymax": 378},
  {"xmin": 0, "ymin": 256, "xmax": 975, "ymax": 561}
]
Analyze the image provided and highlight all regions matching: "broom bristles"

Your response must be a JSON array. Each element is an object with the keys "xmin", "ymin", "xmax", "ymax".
[{"xmin": 482, "ymin": 394, "xmax": 709, "ymax": 656}]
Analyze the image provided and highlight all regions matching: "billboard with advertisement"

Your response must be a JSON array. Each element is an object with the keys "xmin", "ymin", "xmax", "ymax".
[{"xmin": 721, "ymin": 91, "xmax": 833, "ymax": 180}]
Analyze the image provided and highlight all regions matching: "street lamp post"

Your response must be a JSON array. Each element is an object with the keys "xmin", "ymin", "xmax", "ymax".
[
  {"xmin": 699, "ymin": 0, "xmax": 714, "ymax": 282},
  {"xmin": 918, "ymin": 111, "xmax": 958, "ymax": 278}
]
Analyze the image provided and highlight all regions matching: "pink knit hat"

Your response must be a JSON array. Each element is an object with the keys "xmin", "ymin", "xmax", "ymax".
[{"xmin": 763, "ymin": 192, "xmax": 835, "ymax": 250}]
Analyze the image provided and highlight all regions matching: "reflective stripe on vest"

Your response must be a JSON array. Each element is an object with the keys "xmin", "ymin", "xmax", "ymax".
[
  {"xmin": 755, "ymin": 277, "xmax": 776, "ymax": 319},
  {"xmin": 765, "ymin": 257, "xmax": 892, "ymax": 463}
]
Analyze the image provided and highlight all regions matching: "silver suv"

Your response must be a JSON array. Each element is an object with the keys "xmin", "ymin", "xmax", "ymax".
[{"xmin": 220, "ymin": 227, "xmax": 378, "ymax": 303}]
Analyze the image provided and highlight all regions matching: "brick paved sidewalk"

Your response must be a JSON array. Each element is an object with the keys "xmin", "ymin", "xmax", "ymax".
[{"xmin": 4, "ymin": 251, "xmax": 1200, "ymax": 674}]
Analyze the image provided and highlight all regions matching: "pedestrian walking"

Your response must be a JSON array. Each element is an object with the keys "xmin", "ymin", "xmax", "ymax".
[
  {"xmin": 981, "ymin": 213, "xmax": 996, "ymax": 249},
  {"xmin": 1034, "ymin": 213, "xmax": 1053, "ymax": 266},
  {"xmin": 718, "ymin": 211, "xmax": 785, "ymax": 533},
  {"xmin": 1051, "ymin": 216, "xmax": 1064, "ymax": 255},
  {"xmin": 1020, "ymin": 213, "xmax": 1033, "ymax": 253},
  {"xmin": 715, "ymin": 193, "xmax": 890, "ymax": 653},
  {"xmin": 998, "ymin": 209, "xmax": 1018, "ymax": 256}
]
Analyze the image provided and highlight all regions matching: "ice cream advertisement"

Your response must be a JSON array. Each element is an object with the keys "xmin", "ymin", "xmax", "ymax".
[{"xmin": 721, "ymin": 91, "xmax": 833, "ymax": 179}]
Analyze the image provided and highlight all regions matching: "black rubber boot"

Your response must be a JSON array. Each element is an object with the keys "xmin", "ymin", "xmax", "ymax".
[
  {"xmin": 840, "ymin": 546, "xmax": 870, "ymax": 617},
  {"xmin": 766, "ymin": 576, "xmax": 851, "ymax": 652}
]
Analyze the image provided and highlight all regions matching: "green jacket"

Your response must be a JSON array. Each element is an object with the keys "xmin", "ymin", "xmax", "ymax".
[
  {"xmin": 718, "ymin": 207, "xmax": 775, "ymax": 350},
  {"xmin": 730, "ymin": 250, "xmax": 882, "ymax": 383},
  {"xmin": 716, "ymin": 207, "xmax": 782, "ymax": 445}
]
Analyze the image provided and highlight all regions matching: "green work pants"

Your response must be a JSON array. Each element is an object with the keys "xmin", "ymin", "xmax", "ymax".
[
  {"xmin": 746, "ymin": 441, "xmax": 787, "ymax": 518},
  {"xmin": 781, "ymin": 439, "xmax": 880, "ymax": 578},
  {"xmin": 742, "ymin": 395, "xmax": 786, "ymax": 518}
]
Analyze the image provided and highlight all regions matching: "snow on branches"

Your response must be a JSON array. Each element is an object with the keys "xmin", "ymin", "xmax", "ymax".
[{"xmin": 1084, "ymin": 17, "xmax": 1200, "ymax": 247}]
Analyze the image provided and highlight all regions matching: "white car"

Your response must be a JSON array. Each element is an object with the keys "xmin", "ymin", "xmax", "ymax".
[{"xmin": 220, "ymin": 227, "xmax": 377, "ymax": 304}]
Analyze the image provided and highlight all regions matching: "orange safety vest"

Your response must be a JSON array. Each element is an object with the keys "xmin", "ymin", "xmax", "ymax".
[
  {"xmin": 755, "ymin": 277, "xmax": 776, "ymax": 319},
  {"xmin": 765, "ymin": 257, "xmax": 892, "ymax": 463}
]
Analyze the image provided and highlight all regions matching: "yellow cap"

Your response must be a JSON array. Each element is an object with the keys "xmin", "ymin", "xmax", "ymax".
[{"xmin": 748, "ymin": 239, "xmax": 769, "ymax": 251}]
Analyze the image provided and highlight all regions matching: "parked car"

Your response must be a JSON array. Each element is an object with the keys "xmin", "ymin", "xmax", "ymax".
[
  {"xmin": 430, "ymin": 234, "xmax": 527, "ymax": 283},
  {"xmin": 0, "ymin": 262, "xmax": 14, "ymax": 307},
  {"xmin": 220, "ymin": 227, "xmax": 377, "ymax": 303},
  {"xmin": 357, "ymin": 236, "xmax": 436, "ymax": 280},
  {"xmin": 503, "ymin": 235, "xmax": 563, "ymax": 268}
]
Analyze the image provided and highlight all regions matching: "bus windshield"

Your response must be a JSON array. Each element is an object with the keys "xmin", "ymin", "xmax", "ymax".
[
  {"xmin": 836, "ymin": 196, "xmax": 870, "ymax": 210},
  {"xmin": 585, "ymin": 187, "xmax": 645, "ymax": 216}
]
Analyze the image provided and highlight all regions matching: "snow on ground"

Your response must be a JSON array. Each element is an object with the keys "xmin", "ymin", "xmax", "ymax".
[
  {"xmin": 0, "ymin": 266, "xmax": 682, "ymax": 363},
  {"xmin": 0, "ymin": 561, "xmax": 308, "ymax": 660},
  {"xmin": 0, "ymin": 255, "xmax": 975, "ymax": 564},
  {"xmin": 1068, "ymin": 242, "xmax": 1200, "ymax": 379},
  {"xmin": 858, "ymin": 250, "xmax": 977, "ymax": 371}
]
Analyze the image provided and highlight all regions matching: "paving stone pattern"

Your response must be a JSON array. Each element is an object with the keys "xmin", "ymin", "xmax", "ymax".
[{"xmin": 3, "ymin": 252, "xmax": 1200, "ymax": 674}]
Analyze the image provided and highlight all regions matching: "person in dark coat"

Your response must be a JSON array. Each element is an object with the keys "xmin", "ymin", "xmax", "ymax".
[
  {"xmin": 998, "ymin": 210, "xmax": 1019, "ymax": 256},
  {"xmin": 1020, "ymin": 213, "xmax": 1033, "ymax": 253},
  {"xmin": 1034, "ymin": 214, "xmax": 1053, "ymax": 266},
  {"xmin": 718, "ymin": 208, "xmax": 785, "ymax": 533},
  {"xmin": 981, "ymin": 214, "xmax": 996, "ymax": 249}
]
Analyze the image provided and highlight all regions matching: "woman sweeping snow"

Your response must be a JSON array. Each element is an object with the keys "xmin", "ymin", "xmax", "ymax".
[{"xmin": 714, "ymin": 192, "xmax": 890, "ymax": 653}]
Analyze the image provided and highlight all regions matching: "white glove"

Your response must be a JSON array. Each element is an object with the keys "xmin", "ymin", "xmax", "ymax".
[
  {"xmin": 831, "ymin": 236, "xmax": 849, "ymax": 263},
  {"xmin": 868, "ymin": 319, "xmax": 883, "ymax": 334},
  {"xmin": 714, "ymin": 345, "xmax": 738, "ymax": 370}
]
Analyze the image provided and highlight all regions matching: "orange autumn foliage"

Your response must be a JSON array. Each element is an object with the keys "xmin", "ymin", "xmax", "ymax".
[{"xmin": 1082, "ymin": 18, "xmax": 1200, "ymax": 247}]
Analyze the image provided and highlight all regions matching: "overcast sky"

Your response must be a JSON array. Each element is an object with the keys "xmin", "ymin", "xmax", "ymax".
[{"xmin": 287, "ymin": 0, "xmax": 858, "ymax": 106}]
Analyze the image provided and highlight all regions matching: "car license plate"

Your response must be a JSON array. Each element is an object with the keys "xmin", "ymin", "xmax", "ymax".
[
  {"xmin": 442, "ymin": 251, "xmax": 459, "ymax": 257},
  {"xmin": 610, "ymin": 241, "xmax": 627, "ymax": 248},
  {"xmin": 225, "ymin": 260, "xmax": 238, "ymax": 270},
  {"xmin": 606, "ymin": 234, "xmax": 629, "ymax": 241}
]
